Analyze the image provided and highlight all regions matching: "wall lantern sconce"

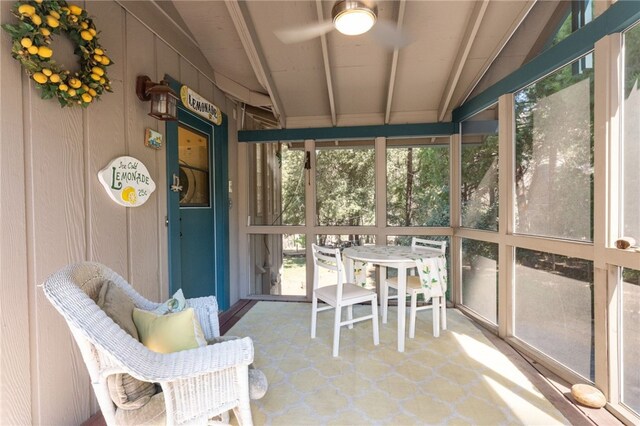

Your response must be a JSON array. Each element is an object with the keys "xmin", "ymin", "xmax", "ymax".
[{"xmin": 136, "ymin": 75, "xmax": 178, "ymax": 121}]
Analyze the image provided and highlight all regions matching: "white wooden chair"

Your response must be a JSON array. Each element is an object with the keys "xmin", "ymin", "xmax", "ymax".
[
  {"xmin": 382, "ymin": 238, "xmax": 447, "ymax": 338},
  {"xmin": 311, "ymin": 244, "xmax": 380, "ymax": 357},
  {"xmin": 42, "ymin": 262, "xmax": 254, "ymax": 426}
]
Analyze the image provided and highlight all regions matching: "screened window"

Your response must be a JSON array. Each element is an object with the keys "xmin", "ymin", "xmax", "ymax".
[
  {"xmin": 249, "ymin": 143, "xmax": 305, "ymax": 226},
  {"xmin": 514, "ymin": 53, "xmax": 594, "ymax": 241},
  {"xmin": 386, "ymin": 138, "xmax": 449, "ymax": 227},
  {"xmin": 249, "ymin": 234, "xmax": 306, "ymax": 296},
  {"xmin": 514, "ymin": 249, "xmax": 594, "ymax": 380},
  {"xmin": 461, "ymin": 105, "xmax": 499, "ymax": 231},
  {"xmin": 621, "ymin": 268, "xmax": 640, "ymax": 414},
  {"xmin": 622, "ymin": 23, "xmax": 640, "ymax": 243},
  {"xmin": 316, "ymin": 141, "xmax": 375, "ymax": 226},
  {"xmin": 461, "ymin": 239, "xmax": 498, "ymax": 325}
]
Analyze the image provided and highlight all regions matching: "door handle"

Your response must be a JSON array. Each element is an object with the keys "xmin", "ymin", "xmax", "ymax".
[{"xmin": 170, "ymin": 173, "xmax": 183, "ymax": 193}]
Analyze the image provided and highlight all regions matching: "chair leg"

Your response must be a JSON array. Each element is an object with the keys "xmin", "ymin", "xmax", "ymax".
[
  {"xmin": 409, "ymin": 292, "xmax": 417, "ymax": 339},
  {"xmin": 381, "ymin": 283, "xmax": 389, "ymax": 324},
  {"xmin": 333, "ymin": 306, "xmax": 342, "ymax": 357},
  {"xmin": 311, "ymin": 296, "xmax": 318, "ymax": 339},
  {"xmin": 441, "ymin": 297, "xmax": 447, "ymax": 330},
  {"xmin": 232, "ymin": 365, "xmax": 254, "ymax": 426},
  {"xmin": 347, "ymin": 305, "xmax": 354, "ymax": 329},
  {"xmin": 371, "ymin": 297, "xmax": 380, "ymax": 346},
  {"xmin": 432, "ymin": 296, "xmax": 440, "ymax": 338}
]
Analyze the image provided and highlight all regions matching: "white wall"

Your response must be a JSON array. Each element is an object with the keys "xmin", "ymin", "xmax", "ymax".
[{"xmin": 0, "ymin": 1, "xmax": 240, "ymax": 424}]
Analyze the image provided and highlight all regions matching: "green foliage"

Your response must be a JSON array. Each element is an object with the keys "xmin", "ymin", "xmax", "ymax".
[
  {"xmin": 461, "ymin": 134, "xmax": 498, "ymax": 231},
  {"xmin": 387, "ymin": 145, "xmax": 450, "ymax": 227},
  {"xmin": 316, "ymin": 148, "xmax": 376, "ymax": 226}
]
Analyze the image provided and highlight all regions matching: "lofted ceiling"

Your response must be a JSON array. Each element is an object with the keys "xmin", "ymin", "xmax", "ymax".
[{"xmin": 169, "ymin": 0, "xmax": 545, "ymax": 129}]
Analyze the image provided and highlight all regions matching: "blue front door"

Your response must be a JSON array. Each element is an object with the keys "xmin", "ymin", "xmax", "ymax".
[{"xmin": 166, "ymin": 79, "xmax": 229, "ymax": 309}]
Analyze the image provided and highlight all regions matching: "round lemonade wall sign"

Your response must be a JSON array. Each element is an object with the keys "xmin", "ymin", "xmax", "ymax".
[{"xmin": 98, "ymin": 156, "xmax": 156, "ymax": 207}]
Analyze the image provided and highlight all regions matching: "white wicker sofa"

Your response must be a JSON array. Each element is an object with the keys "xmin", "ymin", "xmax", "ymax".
[{"xmin": 43, "ymin": 262, "xmax": 254, "ymax": 425}]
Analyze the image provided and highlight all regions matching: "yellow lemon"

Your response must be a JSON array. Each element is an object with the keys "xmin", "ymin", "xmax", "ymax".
[
  {"xmin": 40, "ymin": 28, "xmax": 50, "ymax": 36},
  {"xmin": 68, "ymin": 4, "xmax": 82, "ymax": 15},
  {"xmin": 18, "ymin": 4, "xmax": 35, "ymax": 16},
  {"xmin": 80, "ymin": 21, "xmax": 88, "ymax": 29},
  {"xmin": 58, "ymin": 84, "xmax": 68, "ymax": 91},
  {"xmin": 94, "ymin": 48, "xmax": 104, "ymax": 55},
  {"xmin": 81, "ymin": 93, "xmax": 92, "ymax": 103},
  {"xmin": 80, "ymin": 31, "xmax": 93, "ymax": 41},
  {"xmin": 46, "ymin": 16, "xmax": 59, "ymax": 28},
  {"xmin": 100, "ymin": 56, "xmax": 110, "ymax": 65},
  {"xmin": 32, "ymin": 72, "xmax": 47, "ymax": 84},
  {"xmin": 61, "ymin": 7, "xmax": 69, "ymax": 14},
  {"xmin": 67, "ymin": 88, "xmax": 76, "ymax": 96},
  {"xmin": 99, "ymin": 77, "xmax": 106, "ymax": 84},
  {"xmin": 68, "ymin": 78, "xmax": 81, "ymax": 89},
  {"xmin": 69, "ymin": 15, "xmax": 77, "ymax": 23},
  {"xmin": 41, "ymin": 68, "xmax": 52, "ymax": 76},
  {"xmin": 49, "ymin": 74, "xmax": 61, "ymax": 83},
  {"xmin": 34, "ymin": 0, "xmax": 43, "ymax": 3},
  {"xmin": 27, "ymin": 45, "xmax": 38, "ymax": 55},
  {"xmin": 90, "ymin": 73, "xmax": 100, "ymax": 81},
  {"xmin": 30, "ymin": 14, "xmax": 42, "ymax": 26},
  {"xmin": 37, "ymin": 46, "xmax": 53, "ymax": 58},
  {"xmin": 121, "ymin": 187, "xmax": 137, "ymax": 204},
  {"xmin": 20, "ymin": 38, "xmax": 32, "ymax": 48},
  {"xmin": 89, "ymin": 28, "xmax": 96, "ymax": 36},
  {"xmin": 91, "ymin": 66, "xmax": 104, "ymax": 76},
  {"xmin": 88, "ymin": 88, "xmax": 97, "ymax": 97},
  {"xmin": 49, "ymin": 10, "xmax": 60, "ymax": 19},
  {"xmin": 93, "ymin": 54, "xmax": 102, "ymax": 62}
]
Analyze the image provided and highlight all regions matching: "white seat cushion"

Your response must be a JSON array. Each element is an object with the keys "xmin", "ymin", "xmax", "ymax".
[{"xmin": 315, "ymin": 283, "xmax": 375, "ymax": 305}]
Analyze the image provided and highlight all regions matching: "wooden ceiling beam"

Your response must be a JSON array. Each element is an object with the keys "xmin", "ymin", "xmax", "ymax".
[
  {"xmin": 437, "ymin": 0, "xmax": 489, "ymax": 122},
  {"xmin": 316, "ymin": 0, "xmax": 337, "ymax": 126},
  {"xmin": 225, "ymin": 0, "xmax": 286, "ymax": 128},
  {"xmin": 384, "ymin": 0, "xmax": 406, "ymax": 125},
  {"xmin": 457, "ymin": 0, "xmax": 536, "ymax": 108}
]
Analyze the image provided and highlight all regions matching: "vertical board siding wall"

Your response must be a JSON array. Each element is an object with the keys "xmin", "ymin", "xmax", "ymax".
[{"xmin": 0, "ymin": 1, "xmax": 237, "ymax": 424}]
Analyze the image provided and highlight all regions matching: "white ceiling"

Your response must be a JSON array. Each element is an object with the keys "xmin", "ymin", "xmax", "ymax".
[{"xmin": 170, "ymin": 0, "xmax": 543, "ymax": 129}]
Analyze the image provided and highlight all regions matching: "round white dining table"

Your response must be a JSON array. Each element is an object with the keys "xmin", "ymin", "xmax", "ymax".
[{"xmin": 342, "ymin": 245, "xmax": 444, "ymax": 352}]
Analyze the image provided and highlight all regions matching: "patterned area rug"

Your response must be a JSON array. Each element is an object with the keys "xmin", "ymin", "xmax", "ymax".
[{"xmin": 227, "ymin": 302, "xmax": 569, "ymax": 425}]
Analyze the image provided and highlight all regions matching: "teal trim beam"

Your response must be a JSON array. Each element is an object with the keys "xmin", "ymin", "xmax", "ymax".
[
  {"xmin": 238, "ymin": 122, "xmax": 457, "ymax": 143},
  {"xmin": 453, "ymin": 0, "xmax": 640, "ymax": 122}
]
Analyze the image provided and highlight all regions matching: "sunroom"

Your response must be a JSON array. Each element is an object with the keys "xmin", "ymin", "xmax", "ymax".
[{"xmin": 1, "ymin": 0, "xmax": 640, "ymax": 425}]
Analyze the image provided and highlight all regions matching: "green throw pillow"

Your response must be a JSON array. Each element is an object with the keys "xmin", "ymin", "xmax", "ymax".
[{"xmin": 133, "ymin": 308, "xmax": 206, "ymax": 354}]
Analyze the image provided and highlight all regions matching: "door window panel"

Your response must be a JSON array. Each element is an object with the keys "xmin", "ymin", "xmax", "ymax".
[
  {"xmin": 514, "ymin": 248, "xmax": 594, "ymax": 380},
  {"xmin": 461, "ymin": 105, "xmax": 499, "ymax": 231},
  {"xmin": 316, "ymin": 141, "xmax": 375, "ymax": 226},
  {"xmin": 514, "ymin": 53, "xmax": 594, "ymax": 241},
  {"xmin": 386, "ymin": 138, "xmax": 450, "ymax": 227},
  {"xmin": 178, "ymin": 125, "xmax": 210, "ymax": 207}
]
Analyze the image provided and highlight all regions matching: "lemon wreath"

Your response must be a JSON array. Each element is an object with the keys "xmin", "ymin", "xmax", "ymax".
[{"xmin": 2, "ymin": 0, "xmax": 112, "ymax": 107}]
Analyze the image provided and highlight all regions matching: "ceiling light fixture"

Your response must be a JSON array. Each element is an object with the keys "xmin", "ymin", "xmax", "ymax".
[{"xmin": 332, "ymin": 0, "xmax": 377, "ymax": 36}]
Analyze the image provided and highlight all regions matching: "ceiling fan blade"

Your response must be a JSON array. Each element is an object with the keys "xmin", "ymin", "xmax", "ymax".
[
  {"xmin": 369, "ymin": 19, "xmax": 412, "ymax": 50},
  {"xmin": 274, "ymin": 21, "xmax": 335, "ymax": 44}
]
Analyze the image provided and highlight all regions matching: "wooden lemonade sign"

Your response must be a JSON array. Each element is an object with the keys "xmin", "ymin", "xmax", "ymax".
[
  {"xmin": 180, "ymin": 85, "xmax": 222, "ymax": 125},
  {"xmin": 98, "ymin": 156, "xmax": 156, "ymax": 207}
]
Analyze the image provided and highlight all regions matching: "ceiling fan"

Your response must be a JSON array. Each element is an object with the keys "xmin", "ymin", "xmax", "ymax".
[{"xmin": 274, "ymin": 0, "xmax": 410, "ymax": 49}]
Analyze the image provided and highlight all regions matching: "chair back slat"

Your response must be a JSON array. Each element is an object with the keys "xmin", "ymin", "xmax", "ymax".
[
  {"xmin": 311, "ymin": 244, "xmax": 345, "ymax": 297},
  {"xmin": 412, "ymin": 237, "xmax": 447, "ymax": 254}
]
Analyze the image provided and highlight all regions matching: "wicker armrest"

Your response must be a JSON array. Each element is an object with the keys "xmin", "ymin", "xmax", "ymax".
[
  {"xmin": 115, "ymin": 337, "xmax": 254, "ymax": 383},
  {"xmin": 186, "ymin": 296, "xmax": 220, "ymax": 339}
]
